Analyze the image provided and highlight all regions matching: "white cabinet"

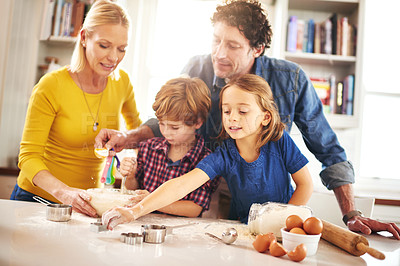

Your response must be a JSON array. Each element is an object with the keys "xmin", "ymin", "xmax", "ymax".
[{"xmin": 272, "ymin": 0, "xmax": 364, "ymax": 129}]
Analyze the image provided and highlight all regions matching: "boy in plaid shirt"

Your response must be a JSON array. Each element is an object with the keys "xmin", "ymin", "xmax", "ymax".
[{"xmin": 119, "ymin": 77, "xmax": 220, "ymax": 217}]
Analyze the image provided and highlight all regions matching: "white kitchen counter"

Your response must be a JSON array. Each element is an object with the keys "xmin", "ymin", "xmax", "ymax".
[{"xmin": 1, "ymin": 199, "xmax": 399, "ymax": 266}]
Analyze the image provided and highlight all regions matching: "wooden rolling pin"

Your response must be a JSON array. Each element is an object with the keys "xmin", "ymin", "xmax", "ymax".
[{"xmin": 321, "ymin": 219, "xmax": 385, "ymax": 260}]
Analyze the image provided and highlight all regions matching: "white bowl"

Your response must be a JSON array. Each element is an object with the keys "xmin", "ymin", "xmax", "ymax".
[
  {"xmin": 281, "ymin": 228, "xmax": 321, "ymax": 256},
  {"xmin": 86, "ymin": 188, "xmax": 137, "ymax": 216},
  {"xmin": 248, "ymin": 202, "xmax": 312, "ymax": 238}
]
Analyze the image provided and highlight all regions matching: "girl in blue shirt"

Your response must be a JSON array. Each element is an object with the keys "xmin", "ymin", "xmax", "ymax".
[{"xmin": 103, "ymin": 74, "xmax": 313, "ymax": 229}]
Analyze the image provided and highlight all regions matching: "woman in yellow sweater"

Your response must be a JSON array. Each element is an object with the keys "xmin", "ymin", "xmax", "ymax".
[{"xmin": 10, "ymin": 0, "xmax": 141, "ymax": 217}]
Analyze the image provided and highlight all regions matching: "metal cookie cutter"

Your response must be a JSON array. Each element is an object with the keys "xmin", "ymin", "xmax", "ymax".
[
  {"xmin": 120, "ymin": 232, "xmax": 143, "ymax": 245},
  {"xmin": 90, "ymin": 219, "xmax": 108, "ymax": 233}
]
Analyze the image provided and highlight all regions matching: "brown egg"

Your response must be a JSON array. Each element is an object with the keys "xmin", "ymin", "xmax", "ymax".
[
  {"xmin": 269, "ymin": 239, "xmax": 287, "ymax": 257},
  {"xmin": 287, "ymin": 243, "xmax": 307, "ymax": 262},
  {"xmin": 289, "ymin": 227, "xmax": 307, "ymax": 235},
  {"xmin": 252, "ymin": 233, "xmax": 276, "ymax": 253},
  {"xmin": 285, "ymin": 215, "xmax": 303, "ymax": 231},
  {"xmin": 303, "ymin": 217, "xmax": 323, "ymax": 235}
]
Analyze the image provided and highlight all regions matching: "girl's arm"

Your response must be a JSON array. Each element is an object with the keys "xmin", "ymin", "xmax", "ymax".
[
  {"xmin": 102, "ymin": 168, "xmax": 210, "ymax": 229},
  {"xmin": 288, "ymin": 165, "xmax": 313, "ymax": 205}
]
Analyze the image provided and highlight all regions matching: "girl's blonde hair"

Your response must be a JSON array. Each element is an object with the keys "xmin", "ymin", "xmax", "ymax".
[
  {"xmin": 70, "ymin": 0, "xmax": 130, "ymax": 73},
  {"xmin": 219, "ymin": 74, "xmax": 285, "ymax": 151},
  {"xmin": 152, "ymin": 77, "xmax": 211, "ymax": 126}
]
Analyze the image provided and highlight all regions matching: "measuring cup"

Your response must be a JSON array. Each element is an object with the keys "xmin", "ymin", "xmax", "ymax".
[
  {"xmin": 33, "ymin": 196, "xmax": 72, "ymax": 222},
  {"xmin": 141, "ymin": 222, "xmax": 198, "ymax": 244}
]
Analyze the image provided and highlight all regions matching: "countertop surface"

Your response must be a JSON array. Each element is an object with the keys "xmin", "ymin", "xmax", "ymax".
[{"xmin": 1, "ymin": 199, "xmax": 399, "ymax": 266}]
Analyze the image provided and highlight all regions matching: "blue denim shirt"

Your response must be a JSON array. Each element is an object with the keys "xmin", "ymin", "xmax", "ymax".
[{"xmin": 145, "ymin": 54, "xmax": 354, "ymax": 189}]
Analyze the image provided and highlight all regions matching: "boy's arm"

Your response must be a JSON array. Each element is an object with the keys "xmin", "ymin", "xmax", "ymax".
[
  {"xmin": 157, "ymin": 200, "xmax": 203, "ymax": 218},
  {"xmin": 102, "ymin": 168, "xmax": 210, "ymax": 229},
  {"xmin": 119, "ymin": 157, "xmax": 139, "ymax": 190},
  {"xmin": 288, "ymin": 165, "xmax": 313, "ymax": 205}
]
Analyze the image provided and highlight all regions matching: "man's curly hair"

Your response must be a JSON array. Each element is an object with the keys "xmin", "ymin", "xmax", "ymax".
[{"xmin": 211, "ymin": 0, "xmax": 272, "ymax": 56}]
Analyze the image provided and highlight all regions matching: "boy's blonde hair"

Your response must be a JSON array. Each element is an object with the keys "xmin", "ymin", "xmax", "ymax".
[
  {"xmin": 152, "ymin": 77, "xmax": 211, "ymax": 125},
  {"xmin": 219, "ymin": 74, "xmax": 285, "ymax": 150},
  {"xmin": 70, "ymin": 0, "xmax": 130, "ymax": 73}
]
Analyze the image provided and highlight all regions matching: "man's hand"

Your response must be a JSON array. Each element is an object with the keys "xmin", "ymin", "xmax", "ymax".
[
  {"xmin": 347, "ymin": 215, "xmax": 400, "ymax": 240},
  {"xmin": 94, "ymin": 129, "xmax": 127, "ymax": 153}
]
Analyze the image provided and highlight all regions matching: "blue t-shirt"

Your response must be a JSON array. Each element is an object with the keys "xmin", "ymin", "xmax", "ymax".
[{"xmin": 196, "ymin": 131, "xmax": 308, "ymax": 223}]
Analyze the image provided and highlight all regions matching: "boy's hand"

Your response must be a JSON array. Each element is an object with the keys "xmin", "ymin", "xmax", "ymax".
[
  {"xmin": 126, "ymin": 190, "xmax": 149, "ymax": 206},
  {"xmin": 119, "ymin": 157, "xmax": 137, "ymax": 178}
]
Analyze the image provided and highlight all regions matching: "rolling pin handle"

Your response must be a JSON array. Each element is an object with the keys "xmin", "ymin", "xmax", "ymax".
[{"xmin": 356, "ymin": 243, "xmax": 385, "ymax": 260}]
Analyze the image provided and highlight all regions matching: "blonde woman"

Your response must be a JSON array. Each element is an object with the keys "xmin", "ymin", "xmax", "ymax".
[{"xmin": 11, "ymin": 0, "xmax": 141, "ymax": 217}]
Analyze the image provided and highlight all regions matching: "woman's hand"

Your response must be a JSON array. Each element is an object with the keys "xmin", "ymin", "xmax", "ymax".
[
  {"xmin": 102, "ymin": 206, "xmax": 137, "ymax": 230},
  {"xmin": 55, "ymin": 187, "xmax": 97, "ymax": 217}
]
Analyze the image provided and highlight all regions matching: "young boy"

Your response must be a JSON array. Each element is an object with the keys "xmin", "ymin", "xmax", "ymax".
[{"xmin": 119, "ymin": 77, "xmax": 220, "ymax": 217}]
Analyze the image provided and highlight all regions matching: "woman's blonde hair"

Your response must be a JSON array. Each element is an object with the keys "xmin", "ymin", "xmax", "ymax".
[
  {"xmin": 152, "ymin": 77, "xmax": 211, "ymax": 126},
  {"xmin": 70, "ymin": 0, "xmax": 130, "ymax": 73},
  {"xmin": 219, "ymin": 74, "xmax": 285, "ymax": 151}
]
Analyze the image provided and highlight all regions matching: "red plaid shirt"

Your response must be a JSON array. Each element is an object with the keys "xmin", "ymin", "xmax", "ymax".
[{"xmin": 135, "ymin": 134, "xmax": 221, "ymax": 212}]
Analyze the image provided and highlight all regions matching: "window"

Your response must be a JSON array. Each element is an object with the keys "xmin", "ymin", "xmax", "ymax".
[{"xmin": 124, "ymin": 0, "xmax": 217, "ymax": 122}]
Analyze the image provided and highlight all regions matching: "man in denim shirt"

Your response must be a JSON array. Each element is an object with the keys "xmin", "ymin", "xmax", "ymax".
[{"xmin": 95, "ymin": 0, "xmax": 400, "ymax": 239}]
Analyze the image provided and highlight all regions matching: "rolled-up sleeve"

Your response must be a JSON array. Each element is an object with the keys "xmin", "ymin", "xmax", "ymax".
[{"xmin": 320, "ymin": 161, "xmax": 355, "ymax": 190}]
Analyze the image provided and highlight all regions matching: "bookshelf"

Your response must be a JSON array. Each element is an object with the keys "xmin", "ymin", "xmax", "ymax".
[
  {"xmin": 273, "ymin": 0, "xmax": 364, "ymax": 129},
  {"xmin": 37, "ymin": 0, "xmax": 89, "ymax": 81}
]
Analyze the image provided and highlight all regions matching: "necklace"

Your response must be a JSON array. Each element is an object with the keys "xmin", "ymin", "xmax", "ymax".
[{"xmin": 77, "ymin": 73, "xmax": 104, "ymax": 132}]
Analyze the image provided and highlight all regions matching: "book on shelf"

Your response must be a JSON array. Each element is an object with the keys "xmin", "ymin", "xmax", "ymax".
[
  {"xmin": 311, "ymin": 77, "xmax": 330, "ymax": 111},
  {"xmin": 342, "ymin": 74, "xmax": 355, "ymax": 115},
  {"xmin": 321, "ymin": 18, "xmax": 332, "ymax": 54},
  {"xmin": 296, "ymin": 19, "xmax": 305, "ymax": 52},
  {"xmin": 306, "ymin": 19, "xmax": 314, "ymax": 53},
  {"xmin": 286, "ymin": 13, "xmax": 356, "ymax": 56},
  {"xmin": 71, "ymin": 1, "xmax": 85, "ymax": 36},
  {"xmin": 314, "ymin": 22, "xmax": 321, "ymax": 54},
  {"xmin": 52, "ymin": 0, "xmax": 64, "ymax": 37},
  {"xmin": 341, "ymin": 17, "xmax": 349, "ymax": 56},
  {"xmin": 40, "ymin": 0, "xmax": 56, "ymax": 40},
  {"xmin": 287, "ymin": 16, "xmax": 297, "ymax": 52},
  {"xmin": 328, "ymin": 75, "xmax": 336, "ymax": 114},
  {"xmin": 41, "ymin": 0, "xmax": 90, "ymax": 40},
  {"xmin": 336, "ymin": 81, "xmax": 344, "ymax": 114},
  {"xmin": 329, "ymin": 13, "xmax": 338, "ymax": 55},
  {"xmin": 326, "ymin": 74, "xmax": 355, "ymax": 115}
]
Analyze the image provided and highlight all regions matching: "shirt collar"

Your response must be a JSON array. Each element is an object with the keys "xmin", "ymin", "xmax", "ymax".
[{"xmin": 151, "ymin": 134, "xmax": 206, "ymax": 164}]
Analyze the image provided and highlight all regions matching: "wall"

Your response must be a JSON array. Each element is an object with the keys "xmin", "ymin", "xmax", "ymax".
[{"xmin": 0, "ymin": 0, "xmax": 42, "ymax": 168}]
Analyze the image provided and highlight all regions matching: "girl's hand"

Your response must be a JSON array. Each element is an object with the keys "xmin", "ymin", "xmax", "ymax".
[
  {"xmin": 55, "ymin": 187, "xmax": 97, "ymax": 217},
  {"xmin": 126, "ymin": 190, "xmax": 149, "ymax": 206},
  {"xmin": 119, "ymin": 157, "xmax": 137, "ymax": 178},
  {"xmin": 102, "ymin": 206, "xmax": 136, "ymax": 230}
]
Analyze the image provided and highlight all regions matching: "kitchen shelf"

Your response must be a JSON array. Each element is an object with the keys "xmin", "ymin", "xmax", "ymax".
[
  {"xmin": 284, "ymin": 52, "xmax": 356, "ymax": 66},
  {"xmin": 274, "ymin": 0, "xmax": 364, "ymax": 129}
]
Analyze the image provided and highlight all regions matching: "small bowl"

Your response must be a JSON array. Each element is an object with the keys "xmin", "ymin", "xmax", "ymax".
[
  {"xmin": 141, "ymin": 225, "xmax": 167, "ymax": 244},
  {"xmin": 281, "ymin": 228, "xmax": 321, "ymax": 256},
  {"xmin": 46, "ymin": 203, "xmax": 72, "ymax": 222}
]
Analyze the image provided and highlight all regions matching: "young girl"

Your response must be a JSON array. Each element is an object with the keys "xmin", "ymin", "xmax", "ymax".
[{"xmin": 103, "ymin": 74, "xmax": 313, "ymax": 229}]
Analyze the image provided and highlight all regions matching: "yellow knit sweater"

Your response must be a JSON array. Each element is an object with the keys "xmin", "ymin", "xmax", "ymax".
[{"xmin": 17, "ymin": 67, "xmax": 141, "ymax": 202}]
